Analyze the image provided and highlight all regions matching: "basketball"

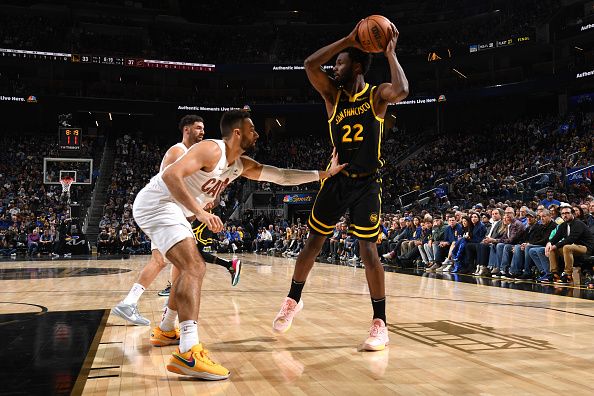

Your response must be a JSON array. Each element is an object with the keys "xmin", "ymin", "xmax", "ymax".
[{"xmin": 357, "ymin": 15, "xmax": 393, "ymax": 53}]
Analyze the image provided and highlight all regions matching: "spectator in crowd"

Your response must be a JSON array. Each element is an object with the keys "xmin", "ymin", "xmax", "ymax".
[
  {"xmin": 492, "ymin": 207, "xmax": 526, "ymax": 278},
  {"xmin": 425, "ymin": 217, "xmax": 446, "ymax": 271},
  {"xmin": 436, "ymin": 215, "xmax": 463, "ymax": 271},
  {"xmin": 545, "ymin": 206, "xmax": 594, "ymax": 284},
  {"xmin": 518, "ymin": 206, "xmax": 529, "ymax": 226},
  {"xmin": 472, "ymin": 208, "xmax": 504, "ymax": 276},
  {"xmin": 527, "ymin": 209, "xmax": 558, "ymax": 281},
  {"xmin": 0, "ymin": 229, "xmax": 16, "ymax": 257},
  {"xmin": 418, "ymin": 219, "xmax": 437, "ymax": 267},
  {"xmin": 39, "ymin": 227, "xmax": 54, "ymax": 254},
  {"xmin": 540, "ymin": 189, "xmax": 561, "ymax": 208},
  {"xmin": 382, "ymin": 217, "xmax": 414, "ymax": 261},
  {"xmin": 548, "ymin": 204, "xmax": 563, "ymax": 225},
  {"xmin": 400, "ymin": 216, "xmax": 422, "ymax": 256},
  {"xmin": 27, "ymin": 227, "xmax": 40, "ymax": 256},
  {"xmin": 587, "ymin": 201, "xmax": 594, "ymax": 232},
  {"xmin": 452, "ymin": 212, "xmax": 486, "ymax": 273},
  {"xmin": 508, "ymin": 210, "xmax": 543, "ymax": 279}
]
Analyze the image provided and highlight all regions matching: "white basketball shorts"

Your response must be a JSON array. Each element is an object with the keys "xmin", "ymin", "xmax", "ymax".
[{"xmin": 132, "ymin": 186, "xmax": 194, "ymax": 256}]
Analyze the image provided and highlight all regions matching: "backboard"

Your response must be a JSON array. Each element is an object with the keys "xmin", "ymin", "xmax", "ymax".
[{"xmin": 43, "ymin": 158, "xmax": 93, "ymax": 185}]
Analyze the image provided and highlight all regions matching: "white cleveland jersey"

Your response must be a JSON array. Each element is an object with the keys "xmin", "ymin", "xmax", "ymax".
[
  {"xmin": 145, "ymin": 139, "xmax": 244, "ymax": 217},
  {"xmin": 160, "ymin": 142, "xmax": 189, "ymax": 171}
]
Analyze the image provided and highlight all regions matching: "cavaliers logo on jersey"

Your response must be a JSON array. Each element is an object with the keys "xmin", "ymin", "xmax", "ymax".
[
  {"xmin": 201, "ymin": 177, "xmax": 230, "ymax": 198},
  {"xmin": 369, "ymin": 213, "xmax": 378, "ymax": 224}
]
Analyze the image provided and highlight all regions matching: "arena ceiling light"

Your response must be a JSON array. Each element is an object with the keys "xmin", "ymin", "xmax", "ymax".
[
  {"xmin": 452, "ymin": 68, "xmax": 468, "ymax": 79},
  {"xmin": 575, "ymin": 46, "xmax": 584, "ymax": 51},
  {"xmin": 276, "ymin": 118, "xmax": 282, "ymax": 126}
]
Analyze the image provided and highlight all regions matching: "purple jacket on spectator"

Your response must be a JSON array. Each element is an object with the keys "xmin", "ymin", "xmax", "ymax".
[{"xmin": 27, "ymin": 233, "xmax": 40, "ymax": 244}]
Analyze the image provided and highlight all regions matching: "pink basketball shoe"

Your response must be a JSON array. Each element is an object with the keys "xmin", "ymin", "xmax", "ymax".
[
  {"xmin": 273, "ymin": 297, "xmax": 303, "ymax": 333},
  {"xmin": 362, "ymin": 319, "xmax": 389, "ymax": 351}
]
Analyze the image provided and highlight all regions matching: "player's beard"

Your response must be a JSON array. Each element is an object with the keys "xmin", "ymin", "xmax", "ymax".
[
  {"xmin": 334, "ymin": 68, "xmax": 354, "ymax": 88},
  {"xmin": 240, "ymin": 135, "xmax": 256, "ymax": 153},
  {"xmin": 193, "ymin": 132, "xmax": 204, "ymax": 144}
]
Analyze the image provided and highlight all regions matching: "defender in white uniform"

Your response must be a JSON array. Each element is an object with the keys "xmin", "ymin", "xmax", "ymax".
[
  {"xmin": 133, "ymin": 110, "xmax": 346, "ymax": 380},
  {"xmin": 112, "ymin": 116, "xmax": 241, "ymax": 328}
]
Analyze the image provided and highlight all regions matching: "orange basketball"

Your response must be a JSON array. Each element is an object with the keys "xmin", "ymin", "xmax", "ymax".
[{"xmin": 357, "ymin": 15, "xmax": 393, "ymax": 53}]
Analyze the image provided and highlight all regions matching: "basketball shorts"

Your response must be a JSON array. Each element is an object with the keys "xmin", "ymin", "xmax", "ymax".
[
  {"xmin": 132, "ymin": 186, "xmax": 194, "ymax": 256},
  {"xmin": 308, "ymin": 173, "xmax": 382, "ymax": 242},
  {"xmin": 191, "ymin": 219, "xmax": 214, "ymax": 249}
]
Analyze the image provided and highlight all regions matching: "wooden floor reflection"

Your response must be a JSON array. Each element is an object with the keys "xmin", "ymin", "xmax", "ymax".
[{"xmin": 2, "ymin": 253, "xmax": 594, "ymax": 395}]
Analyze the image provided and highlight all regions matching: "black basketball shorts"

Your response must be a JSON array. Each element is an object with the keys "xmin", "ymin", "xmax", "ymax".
[
  {"xmin": 191, "ymin": 219, "xmax": 213, "ymax": 249},
  {"xmin": 308, "ymin": 173, "xmax": 382, "ymax": 242}
]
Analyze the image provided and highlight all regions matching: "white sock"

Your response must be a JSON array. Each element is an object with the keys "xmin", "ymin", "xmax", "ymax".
[
  {"xmin": 160, "ymin": 306, "xmax": 178, "ymax": 332},
  {"xmin": 179, "ymin": 320, "xmax": 199, "ymax": 353},
  {"xmin": 122, "ymin": 283, "xmax": 145, "ymax": 305}
]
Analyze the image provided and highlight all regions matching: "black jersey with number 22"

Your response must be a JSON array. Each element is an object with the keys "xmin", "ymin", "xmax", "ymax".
[{"xmin": 328, "ymin": 83, "xmax": 385, "ymax": 174}]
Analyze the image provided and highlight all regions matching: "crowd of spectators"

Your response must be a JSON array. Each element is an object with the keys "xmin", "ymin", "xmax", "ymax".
[
  {"xmin": 0, "ymin": 133, "xmax": 98, "ymax": 257},
  {"xmin": 234, "ymin": 191, "xmax": 594, "ymax": 288},
  {"xmin": 248, "ymin": 112, "xmax": 593, "ymax": 215},
  {"xmin": 385, "ymin": 112, "xmax": 594, "ymax": 212},
  {"xmin": 0, "ymin": 0, "xmax": 558, "ymax": 65},
  {"xmin": 97, "ymin": 133, "xmax": 163, "ymax": 255},
  {"xmin": 378, "ymin": 197, "xmax": 594, "ymax": 285}
]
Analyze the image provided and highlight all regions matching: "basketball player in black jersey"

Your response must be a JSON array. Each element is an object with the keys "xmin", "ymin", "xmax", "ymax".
[{"xmin": 273, "ymin": 20, "xmax": 409, "ymax": 350}]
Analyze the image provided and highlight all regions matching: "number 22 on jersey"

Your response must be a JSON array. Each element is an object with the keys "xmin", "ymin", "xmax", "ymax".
[{"xmin": 341, "ymin": 124, "xmax": 364, "ymax": 143}]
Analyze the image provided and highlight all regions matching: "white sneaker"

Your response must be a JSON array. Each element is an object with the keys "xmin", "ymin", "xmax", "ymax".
[
  {"xmin": 442, "ymin": 257, "xmax": 452, "ymax": 265},
  {"xmin": 362, "ymin": 319, "xmax": 389, "ymax": 351},
  {"xmin": 382, "ymin": 252, "xmax": 395, "ymax": 259},
  {"xmin": 111, "ymin": 302, "xmax": 150, "ymax": 326},
  {"xmin": 442, "ymin": 264, "xmax": 452, "ymax": 272}
]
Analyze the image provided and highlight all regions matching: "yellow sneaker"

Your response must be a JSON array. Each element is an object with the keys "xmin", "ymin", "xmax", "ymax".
[
  {"xmin": 150, "ymin": 326, "xmax": 180, "ymax": 347},
  {"xmin": 167, "ymin": 343, "xmax": 230, "ymax": 380}
]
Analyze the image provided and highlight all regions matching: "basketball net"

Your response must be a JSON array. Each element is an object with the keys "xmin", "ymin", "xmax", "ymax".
[{"xmin": 60, "ymin": 177, "xmax": 73, "ymax": 194}]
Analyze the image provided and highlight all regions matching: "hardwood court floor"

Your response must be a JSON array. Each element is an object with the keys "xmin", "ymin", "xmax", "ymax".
[{"xmin": 3, "ymin": 254, "xmax": 594, "ymax": 395}]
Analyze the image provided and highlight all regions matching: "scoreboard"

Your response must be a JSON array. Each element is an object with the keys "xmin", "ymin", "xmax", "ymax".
[
  {"xmin": 59, "ymin": 127, "xmax": 82, "ymax": 151},
  {"xmin": 73, "ymin": 54, "xmax": 215, "ymax": 71},
  {"xmin": 0, "ymin": 48, "xmax": 215, "ymax": 72}
]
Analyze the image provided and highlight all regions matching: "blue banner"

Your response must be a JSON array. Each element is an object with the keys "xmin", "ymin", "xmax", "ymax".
[
  {"xmin": 435, "ymin": 186, "xmax": 448, "ymax": 198},
  {"xmin": 567, "ymin": 167, "xmax": 593, "ymax": 184}
]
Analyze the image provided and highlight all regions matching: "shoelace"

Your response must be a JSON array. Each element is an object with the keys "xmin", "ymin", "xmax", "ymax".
[
  {"xmin": 279, "ymin": 301, "xmax": 296, "ymax": 317},
  {"xmin": 369, "ymin": 324, "xmax": 382, "ymax": 337},
  {"xmin": 131, "ymin": 304, "xmax": 140, "ymax": 317},
  {"xmin": 196, "ymin": 348, "xmax": 216, "ymax": 366}
]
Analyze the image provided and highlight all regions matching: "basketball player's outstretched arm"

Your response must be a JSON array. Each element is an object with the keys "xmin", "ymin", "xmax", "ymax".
[
  {"xmin": 240, "ymin": 148, "xmax": 347, "ymax": 185},
  {"xmin": 161, "ymin": 141, "xmax": 224, "ymax": 232},
  {"xmin": 375, "ymin": 23, "xmax": 409, "ymax": 114},
  {"xmin": 304, "ymin": 21, "xmax": 365, "ymax": 114}
]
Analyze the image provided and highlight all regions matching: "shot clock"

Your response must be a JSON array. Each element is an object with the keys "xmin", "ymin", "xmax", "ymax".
[{"xmin": 59, "ymin": 127, "xmax": 82, "ymax": 150}]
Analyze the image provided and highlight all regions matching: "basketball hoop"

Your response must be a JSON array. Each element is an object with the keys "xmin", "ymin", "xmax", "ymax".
[{"xmin": 60, "ymin": 177, "xmax": 73, "ymax": 194}]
